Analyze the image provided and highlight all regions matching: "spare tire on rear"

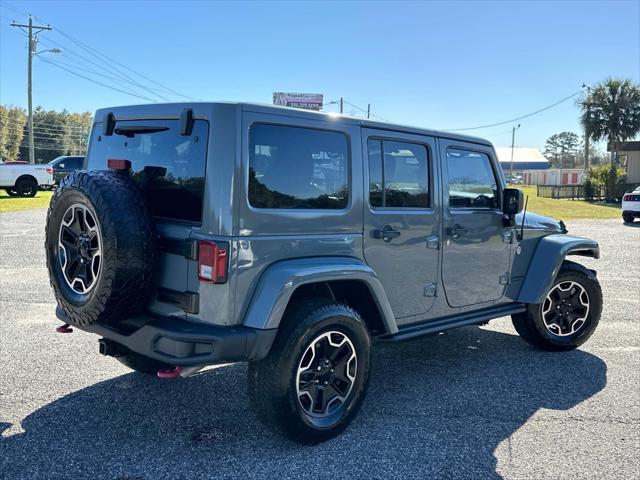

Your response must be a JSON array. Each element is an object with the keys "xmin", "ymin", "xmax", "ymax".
[{"xmin": 45, "ymin": 170, "xmax": 156, "ymax": 326}]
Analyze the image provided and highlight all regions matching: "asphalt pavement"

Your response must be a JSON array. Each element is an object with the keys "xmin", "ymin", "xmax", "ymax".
[{"xmin": 1, "ymin": 208, "xmax": 638, "ymax": 479}]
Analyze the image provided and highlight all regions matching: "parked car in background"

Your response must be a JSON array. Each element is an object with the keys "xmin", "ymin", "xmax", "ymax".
[
  {"xmin": 0, "ymin": 162, "xmax": 54, "ymax": 196},
  {"xmin": 509, "ymin": 174, "xmax": 523, "ymax": 185},
  {"xmin": 49, "ymin": 156, "xmax": 84, "ymax": 185},
  {"xmin": 621, "ymin": 186, "xmax": 640, "ymax": 223}
]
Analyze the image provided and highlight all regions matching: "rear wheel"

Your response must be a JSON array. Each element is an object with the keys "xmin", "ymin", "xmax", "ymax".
[
  {"xmin": 15, "ymin": 178, "xmax": 38, "ymax": 197},
  {"xmin": 248, "ymin": 300, "xmax": 371, "ymax": 443},
  {"xmin": 512, "ymin": 261, "xmax": 602, "ymax": 351},
  {"xmin": 45, "ymin": 170, "xmax": 156, "ymax": 326},
  {"xmin": 622, "ymin": 212, "xmax": 634, "ymax": 223}
]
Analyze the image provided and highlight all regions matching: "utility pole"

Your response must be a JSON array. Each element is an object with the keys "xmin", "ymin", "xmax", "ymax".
[
  {"xmin": 367, "ymin": 104, "xmax": 370, "ymax": 119},
  {"xmin": 339, "ymin": 97, "xmax": 343, "ymax": 114},
  {"xmin": 11, "ymin": 16, "xmax": 53, "ymax": 164},
  {"xmin": 509, "ymin": 124, "xmax": 521, "ymax": 180},
  {"xmin": 582, "ymin": 84, "xmax": 591, "ymax": 173}
]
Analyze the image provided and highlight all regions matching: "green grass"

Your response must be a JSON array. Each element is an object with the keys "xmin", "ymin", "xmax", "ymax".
[
  {"xmin": 0, "ymin": 185, "xmax": 621, "ymax": 220},
  {"xmin": 0, "ymin": 190, "xmax": 53, "ymax": 213},
  {"xmin": 517, "ymin": 185, "xmax": 620, "ymax": 220}
]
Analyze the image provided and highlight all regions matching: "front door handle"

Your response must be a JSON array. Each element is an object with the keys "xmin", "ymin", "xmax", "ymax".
[
  {"xmin": 446, "ymin": 225, "xmax": 468, "ymax": 239},
  {"xmin": 372, "ymin": 225, "xmax": 401, "ymax": 242}
]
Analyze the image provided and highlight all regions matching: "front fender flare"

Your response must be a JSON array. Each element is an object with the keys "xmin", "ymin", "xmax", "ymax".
[
  {"xmin": 517, "ymin": 234, "xmax": 599, "ymax": 304},
  {"xmin": 242, "ymin": 256, "xmax": 398, "ymax": 334}
]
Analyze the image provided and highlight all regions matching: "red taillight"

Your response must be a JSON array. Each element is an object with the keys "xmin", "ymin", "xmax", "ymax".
[
  {"xmin": 107, "ymin": 159, "xmax": 131, "ymax": 170},
  {"xmin": 46, "ymin": 167, "xmax": 53, "ymax": 175},
  {"xmin": 198, "ymin": 241, "xmax": 228, "ymax": 283}
]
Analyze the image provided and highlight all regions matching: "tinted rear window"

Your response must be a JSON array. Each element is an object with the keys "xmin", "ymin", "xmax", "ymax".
[{"xmin": 87, "ymin": 119, "xmax": 208, "ymax": 223}]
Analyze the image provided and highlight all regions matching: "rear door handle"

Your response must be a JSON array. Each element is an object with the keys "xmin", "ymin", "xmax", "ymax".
[
  {"xmin": 373, "ymin": 225, "xmax": 401, "ymax": 242},
  {"xmin": 447, "ymin": 226, "xmax": 468, "ymax": 239}
]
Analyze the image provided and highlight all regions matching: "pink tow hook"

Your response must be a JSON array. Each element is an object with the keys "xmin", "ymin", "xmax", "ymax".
[
  {"xmin": 56, "ymin": 323, "xmax": 73, "ymax": 334},
  {"xmin": 157, "ymin": 367, "xmax": 183, "ymax": 379}
]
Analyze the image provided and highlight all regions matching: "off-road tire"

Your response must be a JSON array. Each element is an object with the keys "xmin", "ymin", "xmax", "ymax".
[
  {"xmin": 512, "ymin": 261, "xmax": 602, "ymax": 351},
  {"xmin": 248, "ymin": 299, "xmax": 371, "ymax": 444},
  {"xmin": 115, "ymin": 351, "xmax": 171, "ymax": 375},
  {"xmin": 622, "ymin": 213, "xmax": 634, "ymax": 223},
  {"xmin": 45, "ymin": 170, "xmax": 156, "ymax": 326},
  {"xmin": 16, "ymin": 177, "xmax": 38, "ymax": 197}
]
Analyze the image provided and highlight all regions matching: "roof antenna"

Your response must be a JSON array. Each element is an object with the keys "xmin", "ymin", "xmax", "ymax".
[{"xmin": 519, "ymin": 195, "xmax": 529, "ymax": 241}]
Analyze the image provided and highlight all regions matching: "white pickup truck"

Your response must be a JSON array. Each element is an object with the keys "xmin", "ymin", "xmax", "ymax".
[{"xmin": 0, "ymin": 161, "xmax": 55, "ymax": 197}]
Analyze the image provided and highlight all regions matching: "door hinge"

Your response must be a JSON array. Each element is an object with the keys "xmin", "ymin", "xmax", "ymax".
[
  {"xmin": 499, "ymin": 273, "xmax": 510, "ymax": 285},
  {"xmin": 426, "ymin": 235, "xmax": 439, "ymax": 250},
  {"xmin": 423, "ymin": 283, "xmax": 437, "ymax": 297},
  {"xmin": 502, "ymin": 230, "xmax": 514, "ymax": 244}
]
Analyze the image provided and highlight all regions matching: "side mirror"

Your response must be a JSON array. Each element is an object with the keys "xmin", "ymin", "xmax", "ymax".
[{"xmin": 503, "ymin": 188, "xmax": 524, "ymax": 215}]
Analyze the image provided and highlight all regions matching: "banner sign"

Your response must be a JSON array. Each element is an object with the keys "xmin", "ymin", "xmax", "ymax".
[{"xmin": 273, "ymin": 92, "xmax": 323, "ymax": 110}]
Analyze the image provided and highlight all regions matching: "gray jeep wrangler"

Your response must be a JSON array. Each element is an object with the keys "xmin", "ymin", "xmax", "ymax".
[{"xmin": 46, "ymin": 103, "xmax": 602, "ymax": 443}]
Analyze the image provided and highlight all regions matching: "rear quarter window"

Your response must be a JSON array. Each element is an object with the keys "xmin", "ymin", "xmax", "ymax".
[
  {"xmin": 87, "ymin": 119, "xmax": 209, "ymax": 223},
  {"xmin": 248, "ymin": 123, "xmax": 349, "ymax": 209}
]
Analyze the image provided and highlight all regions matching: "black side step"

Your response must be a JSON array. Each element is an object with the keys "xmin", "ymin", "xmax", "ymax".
[{"xmin": 377, "ymin": 303, "xmax": 527, "ymax": 343}]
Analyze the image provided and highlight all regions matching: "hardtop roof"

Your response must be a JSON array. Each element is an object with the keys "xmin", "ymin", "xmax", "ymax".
[{"xmin": 93, "ymin": 101, "xmax": 492, "ymax": 147}]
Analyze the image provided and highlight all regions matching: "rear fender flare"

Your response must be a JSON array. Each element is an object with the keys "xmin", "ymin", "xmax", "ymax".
[
  {"xmin": 242, "ymin": 257, "xmax": 398, "ymax": 334},
  {"xmin": 517, "ymin": 234, "xmax": 599, "ymax": 304}
]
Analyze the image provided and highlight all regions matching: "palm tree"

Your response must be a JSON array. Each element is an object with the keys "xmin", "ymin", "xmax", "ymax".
[{"xmin": 580, "ymin": 78, "xmax": 640, "ymax": 198}]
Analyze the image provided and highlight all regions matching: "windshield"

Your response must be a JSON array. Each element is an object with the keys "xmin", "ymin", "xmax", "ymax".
[{"xmin": 87, "ymin": 119, "xmax": 209, "ymax": 223}]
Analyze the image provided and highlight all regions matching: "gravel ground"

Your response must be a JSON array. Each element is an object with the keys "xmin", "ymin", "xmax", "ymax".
[{"xmin": 1, "ymin": 209, "xmax": 638, "ymax": 480}]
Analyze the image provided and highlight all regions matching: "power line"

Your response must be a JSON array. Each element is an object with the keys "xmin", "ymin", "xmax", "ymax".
[
  {"xmin": 447, "ymin": 91, "xmax": 582, "ymax": 131},
  {"xmin": 4, "ymin": 129, "xmax": 84, "ymax": 141},
  {"xmin": 36, "ymin": 37, "xmax": 166, "ymax": 101},
  {"xmin": 5, "ymin": 4, "xmax": 198, "ymax": 103},
  {"xmin": 53, "ymin": 31, "xmax": 172, "ymax": 101},
  {"xmin": 0, "ymin": 2, "xmax": 30, "ymax": 18},
  {"xmin": 55, "ymin": 27, "xmax": 199, "ymax": 101},
  {"xmin": 5, "ymin": 123, "xmax": 87, "ymax": 134},
  {"xmin": 40, "ymin": 56, "xmax": 171, "ymax": 100},
  {"xmin": 54, "ymin": 29, "xmax": 171, "ymax": 97},
  {"xmin": 26, "ymin": 122, "xmax": 91, "ymax": 130},
  {"xmin": 1, "ymin": 115, "xmax": 88, "ymax": 130},
  {"xmin": 5, "ymin": 122, "xmax": 85, "ymax": 132},
  {"xmin": 344, "ymin": 100, "xmax": 388, "ymax": 122},
  {"xmin": 39, "ymin": 57, "xmax": 158, "ymax": 102}
]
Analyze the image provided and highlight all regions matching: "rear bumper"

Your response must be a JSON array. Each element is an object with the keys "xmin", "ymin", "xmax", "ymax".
[{"xmin": 55, "ymin": 307, "xmax": 277, "ymax": 366}]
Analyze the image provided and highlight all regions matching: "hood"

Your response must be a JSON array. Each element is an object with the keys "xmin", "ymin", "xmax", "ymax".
[{"xmin": 515, "ymin": 211, "xmax": 567, "ymax": 234}]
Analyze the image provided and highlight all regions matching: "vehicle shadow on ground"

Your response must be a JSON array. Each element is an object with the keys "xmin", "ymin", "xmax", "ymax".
[{"xmin": 1, "ymin": 326, "xmax": 606, "ymax": 480}]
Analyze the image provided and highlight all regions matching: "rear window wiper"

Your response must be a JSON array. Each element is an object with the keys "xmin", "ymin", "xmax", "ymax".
[{"xmin": 114, "ymin": 126, "xmax": 169, "ymax": 137}]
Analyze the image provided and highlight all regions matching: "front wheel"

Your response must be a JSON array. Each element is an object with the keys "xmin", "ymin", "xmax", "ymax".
[
  {"xmin": 248, "ymin": 300, "xmax": 371, "ymax": 443},
  {"xmin": 512, "ymin": 261, "xmax": 602, "ymax": 351}
]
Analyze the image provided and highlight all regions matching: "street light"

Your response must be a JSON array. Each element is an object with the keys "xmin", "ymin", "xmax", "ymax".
[
  {"xmin": 509, "ymin": 123, "xmax": 521, "ymax": 181},
  {"xmin": 33, "ymin": 47, "xmax": 62, "ymax": 56}
]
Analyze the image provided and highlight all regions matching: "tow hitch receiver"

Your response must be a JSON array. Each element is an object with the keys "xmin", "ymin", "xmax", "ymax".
[
  {"xmin": 157, "ymin": 366, "xmax": 183, "ymax": 379},
  {"xmin": 56, "ymin": 323, "xmax": 73, "ymax": 334}
]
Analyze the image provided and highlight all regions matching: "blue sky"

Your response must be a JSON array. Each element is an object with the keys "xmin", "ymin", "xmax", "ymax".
[{"xmin": 1, "ymin": 0, "xmax": 638, "ymax": 149}]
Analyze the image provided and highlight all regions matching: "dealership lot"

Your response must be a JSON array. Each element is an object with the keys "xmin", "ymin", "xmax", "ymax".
[{"xmin": 1, "ymin": 209, "xmax": 638, "ymax": 479}]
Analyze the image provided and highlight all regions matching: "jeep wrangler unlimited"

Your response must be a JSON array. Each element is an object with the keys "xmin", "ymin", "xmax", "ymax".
[{"xmin": 46, "ymin": 103, "xmax": 602, "ymax": 443}]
